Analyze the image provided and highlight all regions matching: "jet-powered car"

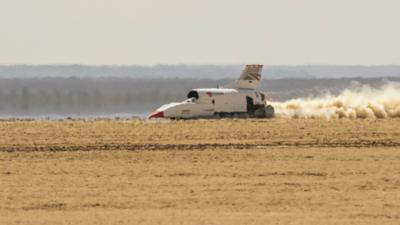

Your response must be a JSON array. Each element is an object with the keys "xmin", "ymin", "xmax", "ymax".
[{"xmin": 149, "ymin": 64, "xmax": 275, "ymax": 119}]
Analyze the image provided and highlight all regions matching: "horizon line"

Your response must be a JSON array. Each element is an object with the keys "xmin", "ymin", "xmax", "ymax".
[{"xmin": 1, "ymin": 64, "xmax": 400, "ymax": 67}]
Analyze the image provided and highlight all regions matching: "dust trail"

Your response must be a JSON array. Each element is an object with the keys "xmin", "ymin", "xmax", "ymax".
[{"xmin": 272, "ymin": 82, "xmax": 400, "ymax": 119}]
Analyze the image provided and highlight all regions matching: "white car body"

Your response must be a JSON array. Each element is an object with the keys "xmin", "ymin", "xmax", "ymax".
[{"xmin": 149, "ymin": 65, "xmax": 274, "ymax": 119}]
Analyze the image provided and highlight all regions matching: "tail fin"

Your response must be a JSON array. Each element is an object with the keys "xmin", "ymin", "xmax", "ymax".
[
  {"xmin": 226, "ymin": 65, "xmax": 263, "ymax": 89},
  {"xmin": 240, "ymin": 64, "xmax": 263, "ymax": 81}
]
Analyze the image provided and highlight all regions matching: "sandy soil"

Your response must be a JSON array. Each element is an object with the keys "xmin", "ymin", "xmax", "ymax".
[{"xmin": 1, "ymin": 119, "xmax": 400, "ymax": 224}]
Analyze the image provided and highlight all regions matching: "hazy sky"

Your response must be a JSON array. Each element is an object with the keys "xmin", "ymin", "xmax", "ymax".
[{"xmin": 1, "ymin": 0, "xmax": 399, "ymax": 65}]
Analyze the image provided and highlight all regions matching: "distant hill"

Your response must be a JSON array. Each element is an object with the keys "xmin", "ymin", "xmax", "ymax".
[{"xmin": 1, "ymin": 65, "xmax": 400, "ymax": 79}]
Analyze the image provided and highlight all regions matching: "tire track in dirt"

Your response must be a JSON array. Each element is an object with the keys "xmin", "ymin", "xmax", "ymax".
[{"xmin": 1, "ymin": 139, "xmax": 400, "ymax": 152}]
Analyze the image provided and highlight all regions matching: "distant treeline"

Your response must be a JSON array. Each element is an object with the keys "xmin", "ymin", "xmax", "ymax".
[{"xmin": 0, "ymin": 77, "xmax": 398, "ymax": 117}]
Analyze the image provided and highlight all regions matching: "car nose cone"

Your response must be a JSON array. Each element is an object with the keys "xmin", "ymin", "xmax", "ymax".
[{"xmin": 148, "ymin": 111, "xmax": 164, "ymax": 119}]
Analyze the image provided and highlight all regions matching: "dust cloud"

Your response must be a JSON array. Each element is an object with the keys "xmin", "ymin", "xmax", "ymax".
[{"xmin": 272, "ymin": 82, "xmax": 400, "ymax": 119}]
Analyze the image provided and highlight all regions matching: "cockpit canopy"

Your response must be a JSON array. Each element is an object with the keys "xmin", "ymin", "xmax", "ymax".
[{"xmin": 187, "ymin": 90, "xmax": 199, "ymax": 99}]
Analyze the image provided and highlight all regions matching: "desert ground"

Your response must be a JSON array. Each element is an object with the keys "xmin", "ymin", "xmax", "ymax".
[{"xmin": 1, "ymin": 118, "xmax": 400, "ymax": 224}]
